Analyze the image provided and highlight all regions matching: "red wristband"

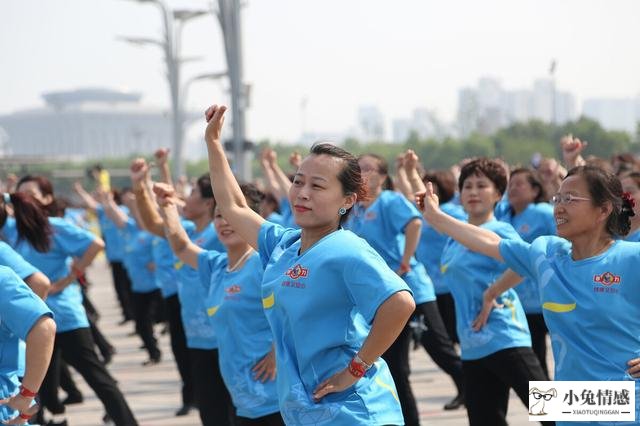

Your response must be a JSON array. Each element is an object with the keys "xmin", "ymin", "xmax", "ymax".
[
  {"xmin": 19, "ymin": 412, "xmax": 32, "ymax": 420},
  {"xmin": 19, "ymin": 385, "xmax": 37, "ymax": 398},
  {"xmin": 348, "ymin": 358, "xmax": 367, "ymax": 378}
]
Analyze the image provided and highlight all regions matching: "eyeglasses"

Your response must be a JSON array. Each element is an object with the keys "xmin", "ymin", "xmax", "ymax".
[
  {"xmin": 550, "ymin": 193, "xmax": 591, "ymax": 205},
  {"xmin": 532, "ymin": 392, "xmax": 554, "ymax": 401}
]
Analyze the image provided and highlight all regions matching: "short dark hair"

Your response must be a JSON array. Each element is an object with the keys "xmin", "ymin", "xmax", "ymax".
[
  {"xmin": 238, "ymin": 183, "xmax": 264, "ymax": 214},
  {"xmin": 510, "ymin": 168, "xmax": 547, "ymax": 204},
  {"xmin": 458, "ymin": 158, "xmax": 508, "ymax": 195},
  {"xmin": 310, "ymin": 143, "xmax": 368, "ymax": 224},
  {"xmin": 423, "ymin": 170, "xmax": 457, "ymax": 204},
  {"xmin": 358, "ymin": 153, "xmax": 394, "ymax": 190},
  {"xmin": 566, "ymin": 165, "xmax": 633, "ymax": 237}
]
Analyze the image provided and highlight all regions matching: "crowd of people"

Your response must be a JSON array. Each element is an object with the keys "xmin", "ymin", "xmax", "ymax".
[{"xmin": 0, "ymin": 105, "xmax": 638, "ymax": 426}]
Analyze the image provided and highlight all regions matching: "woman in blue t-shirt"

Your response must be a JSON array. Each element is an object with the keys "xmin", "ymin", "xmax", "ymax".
[
  {"xmin": 7, "ymin": 176, "xmax": 137, "ymax": 426},
  {"xmin": 202, "ymin": 105, "xmax": 415, "ymax": 426},
  {"xmin": 153, "ymin": 181, "xmax": 284, "ymax": 426},
  {"xmin": 420, "ymin": 164, "xmax": 640, "ymax": 426},
  {"xmin": 500, "ymin": 168, "xmax": 556, "ymax": 377},
  {"xmin": 420, "ymin": 159, "xmax": 549, "ymax": 426},
  {"xmin": 0, "ymin": 266, "xmax": 56, "ymax": 425}
]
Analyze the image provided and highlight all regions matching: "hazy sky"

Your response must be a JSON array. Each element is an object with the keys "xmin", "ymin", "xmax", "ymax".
[{"xmin": 2, "ymin": 0, "xmax": 640, "ymax": 144}]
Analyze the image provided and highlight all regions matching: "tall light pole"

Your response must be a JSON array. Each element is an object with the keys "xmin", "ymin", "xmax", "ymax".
[
  {"xmin": 120, "ymin": 0, "xmax": 207, "ymax": 179},
  {"xmin": 217, "ymin": 0, "xmax": 251, "ymax": 181}
]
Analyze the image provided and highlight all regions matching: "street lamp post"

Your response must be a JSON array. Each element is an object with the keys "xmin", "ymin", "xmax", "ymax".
[{"xmin": 121, "ymin": 0, "xmax": 207, "ymax": 179}]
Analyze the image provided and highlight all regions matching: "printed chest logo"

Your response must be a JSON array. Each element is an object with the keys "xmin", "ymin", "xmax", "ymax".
[
  {"xmin": 593, "ymin": 272, "xmax": 621, "ymax": 286},
  {"xmin": 285, "ymin": 264, "xmax": 308, "ymax": 280},
  {"xmin": 224, "ymin": 284, "xmax": 241, "ymax": 300}
]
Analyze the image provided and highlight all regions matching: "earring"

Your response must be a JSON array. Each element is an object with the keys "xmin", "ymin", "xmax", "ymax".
[{"xmin": 338, "ymin": 207, "xmax": 347, "ymax": 215}]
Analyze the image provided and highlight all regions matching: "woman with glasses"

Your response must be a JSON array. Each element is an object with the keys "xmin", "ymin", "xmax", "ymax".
[{"xmin": 420, "ymin": 164, "xmax": 640, "ymax": 426}]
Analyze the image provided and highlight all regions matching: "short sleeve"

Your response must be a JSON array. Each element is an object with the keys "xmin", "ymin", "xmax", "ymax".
[
  {"xmin": 344, "ymin": 245, "xmax": 412, "ymax": 323},
  {"xmin": 0, "ymin": 242, "xmax": 39, "ymax": 280},
  {"xmin": 499, "ymin": 238, "xmax": 534, "ymax": 280},
  {"xmin": 52, "ymin": 219, "xmax": 96, "ymax": 257},
  {"xmin": 197, "ymin": 250, "xmax": 226, "ymax": 290},
  {"xmin": 387, "ymin": 193, "xmax": 422, "ymax": 234},
  {"xmin": 0, "ymin": 267, "xmax": 52, "ymax": 340},
  {"xmin": 258, "ymin": 221, "xmax": 288, "ymax": 267}
]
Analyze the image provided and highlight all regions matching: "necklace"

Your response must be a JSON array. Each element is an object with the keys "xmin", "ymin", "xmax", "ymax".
[{"xmin": 226, "ymin": 248, "xmax": 254, "ymax": 272}]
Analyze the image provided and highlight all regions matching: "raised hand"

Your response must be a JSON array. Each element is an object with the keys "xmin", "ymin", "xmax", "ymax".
[
  {"xmin": 204, "ymin": 105, "xmax": 228, "ymax": 144},
  {"xmin": 289, "ymin": 151, "xmax": 302, "ymax": 169},
  {"xmin": 154, "ymin": 148, "xmax": 170, "ymax": 167},
  {"xmin": 130, "ymin": 158, "xmax": 149, "ymax": 184},
  {"xmin": 403, "ymin": 149, "xmax": 419, "ymax": 171},
  {"xmin": 152, "ymin": 182, "xmax": 176, "ymax": 207},
  {"xmin": 415, "ymin": 182, "xmax": 440, "ymax": 221},
  {"xmin": 560, "ymin": 134, "xmax": 587, "ymax": 166}
]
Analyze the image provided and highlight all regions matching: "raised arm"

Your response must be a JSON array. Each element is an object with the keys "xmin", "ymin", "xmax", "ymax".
[
  {"xmin": 98, "ymin": 190, "xmax": 128, "ymax": 229},
  {"xmin": 260, "ymin": 148, "xmax": 284, "ymax": 197},
  {"xmin": 73, "ymin": 181, "xmax": 99, "ymax": 212},
  {"xmin": 154, "ymin": 148, "xmax": 174, "ymax": 186},
  {"xmin": 417, "ymin": 182, "xmax": 503, "ymax": 260},
  {"xmin": 404, "ymin": 150, "xmax": 427, "ymax": 195},
  {"xmin": 394, "ymin": 154, "xmax": 413, "ymax": 200},
  {"xmin": 131, "ymin": 158, "xmax": 165, "ymax": 237},
  {"xmin": 269, "ymin": 149, "xmax": 292, "ymax": 200},
  {"xmin": 153, "ymin": 183, "xmax": 203, "ymax": 269},
  {"xmin": 204, "ymin": 105, "xmax": 264, "ymax": 249},
  {"xmin": 561, "ymin": 134, "xmax": 587, "ymax": 170}
]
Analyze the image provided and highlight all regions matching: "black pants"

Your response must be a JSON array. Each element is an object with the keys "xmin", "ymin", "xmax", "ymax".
[
  {"xmin": 189, "ymin": 348, "xmax": 235, "ymax": 426},
  {"xmin": 132, "ymin": 289, "xmax": 162, "ymax": 360},
  {"xmin": 110, "ymin": 261, "xmax": 135, "ymax": 321},
  {"xmin": 381, "ymin": 323, "xmax": 420, "ymax": 426},
  {"xmin": 416, "ymin": 301, "xmax": 465, "ymax": 395},
  {"xmin": 40, "ymin": 328, "xmax": 137, "ymax": 426},
  {"xmin": 436, "ymin": 292, "xmax": 459, "ymax": 344},
  {"xmin": 165, "ymin": 294, "xmax": 195, "ymax": 406},
  {"xmin": 462, "ymin": 347, "xmax": 554, "ymax": 426},
  {"xmin": 526, "ymin": 313, "xmax": 550, "ymax": 379},
  {"xmin": 82, "ymin": 287, "xmax": 115, "ymax": 361},
  {"xmin": 236, "ymin": 412, "xmax": 285, "ymax": 426}
]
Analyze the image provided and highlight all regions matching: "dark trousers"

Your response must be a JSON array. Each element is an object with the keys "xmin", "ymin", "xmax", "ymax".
[
  {"xmin": 40, "ymin": 328, "xmax": 137, "ymax": 426},
  {"xmin": 527, "ymin": 313, "xmax": 550, "ymax": 379},
  {"xmin": 82, "ymin": 286, "xmax": 114, "ymax": 361},
  {"xmin": 110, "ymin": 261, "xmax": 135, "ymax": 321},
  {"xmin": 165, "ymin": 294, "xmax": 195, "ymax": 406},
  {"xmin": 59, "ymin": 361, "xmax": 82, "ymax": 398},
  {"xmin": 416, "ymin": 301, "xmax": 465, "ymax": 395},
  {"xmin": 236, "ymin": 412, "xmax": 285, "ymax": 426},
  {"xmin": 189, "ymin": 348, "xmax": 235, "ymax": 426},
  {"xmin": 436, "ymin": 292, "xmax": 459, "ymax": 344},
  {"xmin": 382, "ymin": 323, "xmax": 420, "ymax": 426},
  {"xmin": 462, "ymin": 347, "xmax": 554, "ymax": 426},
  {"xmin": 132, "ymin": 289, "xmax": 162, "ymax": 360}
]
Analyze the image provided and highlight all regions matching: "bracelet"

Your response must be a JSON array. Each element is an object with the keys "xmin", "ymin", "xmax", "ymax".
[
  {"xmin": 19, "ymin": 412, "xmax": 32, "ymax": 420},
  {"xmin": 19, "ymin": 385, "xmax": 37, "ymax": 398},
  {"xmin": 348, "ymin": 354, "xmax": 372, "ymax": 378}
]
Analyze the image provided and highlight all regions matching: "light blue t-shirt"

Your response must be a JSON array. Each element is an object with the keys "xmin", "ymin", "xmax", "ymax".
[
  {"xmin": 266, "ymin": 212, "xmax": 285, "ymax": 226},
  {"xmin": 152, "ymin": 236, "xmax": 178, "ymax": 298},
  {"xmin": 416, "ymin": 201, "xmax": 467, "ymax": 295},
  {"xmin": 625, "ymin": 228, "xmax": 640, "ymax": 243},
  {"xmin": 345, "ymin": 190, "xmax": 435, "ymax": 304},
  {"xmin": 121, "ymin": 219, "xmax": 158, "ymax": 294},
  {"xmin": 0, "ymin": 266, "xmax": 52, "ymax": 422},
  {"xmin": 4, "ymin": 217, "xmax": 94, "ymax": 333},
  {"xmin": 258, "ymin": 221, "xmax": 408, "ymax": 426},
  {"xmin": 500, "ymin": 237, "xmax": 640, "ymax": 425},
  {"xmin": 96, "ymin": 205, "xmax": 128, "ymax": 262},
  {"xmin": 176, "ymin": 220, "xmax": 223, "ymax": 349},
  {"xmin": 197, "ymin": 250, "xmax": 279, "ymax": 419},
  {"xmin": 278, "ymin": 196, "xmax": 299, "ymax": 229},
  {"xmin": 499, "ymin": 202, "xmax": 556, "ymax": 313},
  {"xmin": 440, "ymin": 219, "xmax": 531, "ymax": 360}
]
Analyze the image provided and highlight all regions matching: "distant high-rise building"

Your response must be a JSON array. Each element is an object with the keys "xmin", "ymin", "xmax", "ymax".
[
  {"xmin": 582, "ymin": 96, "xmax": 640, "ymax": 134},
  {"xmin": 357, "ymin": 105, "xmax": 385, "ymax": 142}
]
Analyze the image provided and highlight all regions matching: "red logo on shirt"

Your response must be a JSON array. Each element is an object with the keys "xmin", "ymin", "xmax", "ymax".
[
  {"xmin": 365, "ymin": 211, "xmax": 377, "ymax": 221},
  {"xmin": 285, "ymin": 264, "xmax": 308, "ymax": 280},
  {"xmin": 225, "ymin": 285, "xmax": 241, "ymax": 295},
  {"xmin": 593, "ymin": 272, "xmax": 620, "ymax": 286}
]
